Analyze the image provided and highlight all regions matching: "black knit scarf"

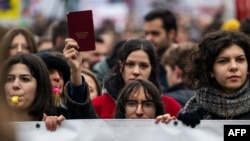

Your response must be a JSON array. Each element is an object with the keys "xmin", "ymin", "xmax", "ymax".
[{"xmin": 183, "ymin": 79, "xmax": 250, "ymax": 118}]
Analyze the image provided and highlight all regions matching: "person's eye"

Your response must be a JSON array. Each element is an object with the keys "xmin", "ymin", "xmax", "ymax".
[
  {"xmin": 125, "ymin": 62, "xmax": 134, "ymax": 67},
  {"xmin": 145, "ymin": 31, "xmax": 150, "ymax": 36},
  {"xmin": 142, "ymin": 101, "xmax": 154, "ymax": 108},
  {"xmin": 21, "ymin": 77, "xmax": 31, "ymax": 82},
  {"xmin": 217, "ymin": 59, "xmax": 227, "ymax": 64},
  {"xmin": 6, "ymin": 76, "xmax": 14, "ymax": 82},
  {"xmin": 88, "ymin": 86, "xmax": 94, "ymax": 93},
  {"xmin": 22, "ymin": 45, "xmax": 30, "ymax": 49},
  {"xmin": 9, "ymin": 45, "xmax": 17, "ymax": 49},
  {"xmin": 151, "ymin": 31, "xmax": 160, "ymax": 36},
  {"xmin": 237, "ymin": 57, "xmax": 246, "ymax": 63},
  {"xmin": 140, "ymin": 63, "xmax": 149, "ymax": 69},
  {"xmin": 58, "ymin": 72, "xmax": 64, "ymax": 79},
  {"xmin": 93, "ymin": 53, "xmax": 100, "ymax": 57},
  {"xmin": 126, "ymin": 101, "xmax": 137, "ymax": 107}
]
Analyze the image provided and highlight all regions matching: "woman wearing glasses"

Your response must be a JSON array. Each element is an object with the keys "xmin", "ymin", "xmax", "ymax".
[{"xmin": 115, "ymin": 79, "xmax": 175, "ymax": 123}]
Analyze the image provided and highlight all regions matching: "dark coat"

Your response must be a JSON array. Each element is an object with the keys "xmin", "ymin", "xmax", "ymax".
[
  {"xmin": 61, "ymin": 80, "xmax": 98, "ymax": 119},
  {"xmin": 164, "ymin": 83, "xmax": 194, "ymax": 107}
]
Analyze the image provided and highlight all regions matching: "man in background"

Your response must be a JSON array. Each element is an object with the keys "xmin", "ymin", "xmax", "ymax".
[
  {"xmin": 143, "ymin": 8, "xmax": 178, "ymax": 92},
  {"xmin": 144, "ymin": 9, "xmax": 178, "ymax": 59}
]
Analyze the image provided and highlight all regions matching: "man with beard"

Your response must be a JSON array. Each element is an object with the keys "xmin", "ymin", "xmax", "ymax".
[{"xmin": 143, "ymin": 8, "xmax": 178, "ymax": 92}]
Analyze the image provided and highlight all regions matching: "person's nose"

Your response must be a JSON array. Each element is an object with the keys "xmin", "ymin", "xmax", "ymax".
[
  {"xmin": 229, "ymin": 60, "xmax": 238, "ymax": 72},
  {"xmin": 145, "ymin": 35, "xmax": 153, "ymax": 43},
  {"xmin": 51, "ymin": 72, "xmax": 61, "ymax": 82},
  {"xmin": 135, "ymin": 104, "xmax": 143, "ymax": 115},
  {"xmin": 12, "ymin": 79, "xmax": 20, "ymax": 90},
  {"xmin": 132, "ymin": 66, "xmax": 140, "ymax": 76},
  {"xmin": 16, "ymin": 45, "xmax": 23, "ymax": 53}
]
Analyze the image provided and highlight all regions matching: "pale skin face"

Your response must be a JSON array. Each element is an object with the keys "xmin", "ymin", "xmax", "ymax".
[
  {"xmin": 121, "ymin": 50, "xmax": 152, "ymax": 85},
  {"xmin": 125, "ymin": 87, "xmax": 156, "ymax": 119},
  {"xmin": 144, "ymin": 18, "xmax": 171, "ymax": 50},
  {"xmin": 82, "ymin": 73, "xmax": 99, "ymax": 100},
  {"xmin": 9, "ymin": 34, "xmax": 30, "ymax": 56},
  {"xmin": 211, "ymin": 45, "xmax": 248, "ymax": 94},
  {"xmin": 49, "ymin": 69, "xmax": 64, "ymax": 94},
  {"xmin": 5, "ymin": 64, "xmax": 37, "ymax": 111}
]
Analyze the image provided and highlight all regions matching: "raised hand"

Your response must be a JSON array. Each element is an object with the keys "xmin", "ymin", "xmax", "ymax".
[{"xmin": 63, "ymin": 38, "xmax": 82, "ymax": 86}]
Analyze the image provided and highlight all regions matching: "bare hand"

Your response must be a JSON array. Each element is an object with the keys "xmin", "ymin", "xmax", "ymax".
[
  {"xmin": 63, "ymin": 38, "xmax": 82, "ymax": 71},
  {"xmin": 155, "ymin": 113, "xmax": 176, "ymax": 124},
  {"xmin": 63, "ymin": 38, "xmax": 82, "ymax": 85},
  {"xmin": 42, "ymin": 113, "xmax": 66, "ymax": 131}
]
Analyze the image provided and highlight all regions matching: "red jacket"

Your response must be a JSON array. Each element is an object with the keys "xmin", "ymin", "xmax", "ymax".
[{"xmin": 92, "ymin": 93, "xmax": 181, "ymax": 119}]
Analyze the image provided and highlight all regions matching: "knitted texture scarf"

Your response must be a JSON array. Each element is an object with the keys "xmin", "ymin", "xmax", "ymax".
[{"xmin": 183, "ymin": 79, "xmax": 250, "ymax": 118}]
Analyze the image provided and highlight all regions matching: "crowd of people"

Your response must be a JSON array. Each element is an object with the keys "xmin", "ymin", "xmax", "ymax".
[{"xmin": 1, "ymin": 6, "xmax": 250, "ymax": 139}]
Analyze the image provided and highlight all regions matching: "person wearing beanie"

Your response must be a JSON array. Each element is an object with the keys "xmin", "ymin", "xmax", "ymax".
[{"xmin": 37, "ymin": 50, "xmax": 97, "ymax": 119}]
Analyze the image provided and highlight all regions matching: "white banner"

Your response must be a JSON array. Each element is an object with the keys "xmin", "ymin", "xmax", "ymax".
[{"xmin": 13, "ymin": 119, "xmax": 250, "ymax": 141}]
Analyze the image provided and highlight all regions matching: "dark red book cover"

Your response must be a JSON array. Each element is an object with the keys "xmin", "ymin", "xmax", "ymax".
[{"xmin": 67, "ymin": 10, "xmax": 95, "ymax": 51}]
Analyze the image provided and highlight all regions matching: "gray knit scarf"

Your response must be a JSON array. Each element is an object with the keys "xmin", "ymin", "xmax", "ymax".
[{"xmin": 183, "ymin": 79, "xmax": 250, "ymax": 118}]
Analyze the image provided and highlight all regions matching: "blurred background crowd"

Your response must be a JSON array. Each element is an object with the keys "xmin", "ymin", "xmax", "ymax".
[{"xmin": 0, "ymin": 0, "xmax": 248, "ymax": 44}]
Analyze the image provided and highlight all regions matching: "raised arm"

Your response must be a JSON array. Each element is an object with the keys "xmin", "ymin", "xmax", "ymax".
[{"xmin": 63, "ymin": 38, "xmax": 98, "ymax": 119}]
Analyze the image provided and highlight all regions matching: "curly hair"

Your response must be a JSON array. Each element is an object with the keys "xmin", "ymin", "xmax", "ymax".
[{"xmin": 184, "ymin": 30, "xmax": 250, "ymax": 90}]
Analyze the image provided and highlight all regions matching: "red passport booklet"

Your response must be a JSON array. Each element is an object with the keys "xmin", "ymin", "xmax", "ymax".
[{"xmin": 67, "ymin": 10, "xmax": 95, "ymax": 51}]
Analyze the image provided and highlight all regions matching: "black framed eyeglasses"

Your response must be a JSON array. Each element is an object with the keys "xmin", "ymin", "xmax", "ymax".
[{"xmin": 125, "ymin": 100, "xmax": 155, "ymax": 111}]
